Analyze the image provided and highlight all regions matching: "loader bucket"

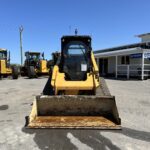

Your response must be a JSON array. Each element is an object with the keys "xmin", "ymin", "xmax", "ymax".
[{"xmin": 26, "ymin": 95, "xmax": 121, "ymax": 129}]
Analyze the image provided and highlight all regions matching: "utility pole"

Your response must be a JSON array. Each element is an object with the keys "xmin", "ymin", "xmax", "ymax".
[{"xmin": 19, "ymin": 26, "xmax": 23, "ymax": 66}]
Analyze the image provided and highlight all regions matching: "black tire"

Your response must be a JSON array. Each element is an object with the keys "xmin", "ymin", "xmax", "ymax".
[
  {"xmin": 20, "ymin": 67, "xmax": 26, "ymax": 76},
  {"xmin": 12, "ymin": 66, "xmax": 19, "ymax": 79},
  {"xmin": 27, "ymin": 66, "xmax": 36, "ymax": 78},
  {"xmin": 42, "ymin": 77, "xmax": 54, "ymax": 95},
  {"xmin": 96, "ymin": 77, "xmax": 111, "ymax": 96},
  {"xmin": 0, "ymin": 75, "xmax": 3, "ymax": 80},
  {"xmin": 43, "ymin": 70, "xmax": 54, "ymax": 95}
]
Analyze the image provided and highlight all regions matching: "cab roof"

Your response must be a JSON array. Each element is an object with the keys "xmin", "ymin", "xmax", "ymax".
[
  {"xmin": 61, "ymin": 35, "xmax": 91, "ymax": 40},
  {"xmin": 0, "ymin": 48, "xmax": 7, "ymax": 52}
]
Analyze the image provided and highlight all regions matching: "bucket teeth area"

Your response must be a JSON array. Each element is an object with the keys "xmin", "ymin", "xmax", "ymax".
[{"xmin": 27, "ymin": 116, "xmax": 121, "ymax": 129}]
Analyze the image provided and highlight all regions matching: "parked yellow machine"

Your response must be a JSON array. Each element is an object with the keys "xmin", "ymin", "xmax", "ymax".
[
  {"xmin": 26, "ymin": 35, "xmax": 121, "ymax": 129},
  {"xmin": 0, "ymin": 48, "xmax": 19, "ymax": 79},
  {"xmin": 21, "ymin": 51, "xmax": 49, "ymax": 78}
]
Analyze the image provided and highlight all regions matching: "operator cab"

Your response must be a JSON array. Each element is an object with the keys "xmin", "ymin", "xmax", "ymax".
[
  {"xmin": 60, "ymin": 36, "xmax": 92, "ymax": 81},
  {"xmin": 0, "ymin": 49, "xmax": 7, "ymax": 60},
  {"xmin": 25, "ymin": 52, "xmax": 41, "ymax": 60},
  {"xmin": 25, "ymin": 51, "xmax": 41, "ymax": 67}
]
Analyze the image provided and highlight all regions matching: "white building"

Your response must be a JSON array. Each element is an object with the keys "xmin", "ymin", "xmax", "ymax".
[{"xmin": 94, "ymin": 33, "xmax": 150, "ymax": 80}]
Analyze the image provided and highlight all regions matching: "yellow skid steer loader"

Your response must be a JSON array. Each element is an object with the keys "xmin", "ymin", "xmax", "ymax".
[{"xmin": 26, "ymin": 35, "xmax": 121, "ymax": 129}]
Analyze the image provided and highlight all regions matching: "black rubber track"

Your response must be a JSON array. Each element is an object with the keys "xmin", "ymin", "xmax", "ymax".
[
  {"xmin": 96, "ymin": 77, "xmax": 111, "ymax": 96},
  {"xmin": 12, "ymin": 66, "xmax": 19, "ymax": 79}
]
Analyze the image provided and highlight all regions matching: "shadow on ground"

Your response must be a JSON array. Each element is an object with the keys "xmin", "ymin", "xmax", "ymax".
[
  {"xmin": 0, "ymin": 105, "xmax": 9, "ymax": 110},
  {"xmin": 112, "ymin": 127, "xmax": 150, "ymax": 142},
  {"xmin": 23, "ymin": 76, "xmax": 49, "ymax": 80},
  {"xmin": 22, "ymin": 128, "xmax": 77, "ymax": 150},
  {"xmin": 22, "ymin": 126, "xmax": 150, "ymax": 150},
  {"xmin": 22, "ymin": 127, "xmax": 120, "ymax": 150}
]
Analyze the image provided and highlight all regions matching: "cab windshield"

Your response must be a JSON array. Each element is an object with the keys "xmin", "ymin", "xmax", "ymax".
[
  {"xmin": 67, "ymin": 43, "xmax": 86, "ymax": 55},
  {"xmin": 0, "ymin": 51, "xmax": 7, "ymax": 59},
  {"xmin": 29, "ymin": 54, "xmax": 40, "ymax": 60}
]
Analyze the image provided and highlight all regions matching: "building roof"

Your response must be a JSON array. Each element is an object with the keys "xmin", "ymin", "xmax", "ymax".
[
  {"xmin": 137, "ymin": 33, "xmax": 150, "ymax": 38},
  {"xmin": 94, "ymin": 42, "xmax": 150, "ymax": 54},
  {"xmin": 0, "ymin": 48, "xmax": 7, "ymax": 51}
]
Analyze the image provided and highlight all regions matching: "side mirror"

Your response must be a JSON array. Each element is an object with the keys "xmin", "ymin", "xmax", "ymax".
[{"xmin": 42, "ymin": 52, "xmax": 45, "ymax": 60}]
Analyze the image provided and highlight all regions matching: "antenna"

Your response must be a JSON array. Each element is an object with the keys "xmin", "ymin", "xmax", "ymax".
[{"xmin": 75, "ymin": 29, "xmax": 78, "ymax": 36}]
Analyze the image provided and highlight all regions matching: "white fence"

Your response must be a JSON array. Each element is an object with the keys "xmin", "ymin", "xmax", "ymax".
[{"xmin": 117, "ymin": 64, "xmax": 150, "ymax": 79}]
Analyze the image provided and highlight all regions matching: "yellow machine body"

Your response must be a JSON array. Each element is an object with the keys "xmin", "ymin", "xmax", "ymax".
[
  {"xmin": 51, "ymin": 52, "xmax": 99, "ymax": 95},
  {"xmin": 39, "ymin": 60, "xmax": 49, "ymax": 74},
  {"xmin": 0, "ymin": 60, "xmax": 12, "ymax": 74},
  {"xmin": 0, "ymin": 49, "xmax": 12, "ymax": 76}
]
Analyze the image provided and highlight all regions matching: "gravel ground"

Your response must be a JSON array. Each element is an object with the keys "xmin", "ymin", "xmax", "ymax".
[{"xmin": 0, "ymin": 77, "xmax": 150, "ymax": 150}]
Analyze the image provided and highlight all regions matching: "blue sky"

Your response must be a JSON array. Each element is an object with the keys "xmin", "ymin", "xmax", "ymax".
[{"xmin": 0, "ymin": 0, "xmax": 150, "ymax": 64}]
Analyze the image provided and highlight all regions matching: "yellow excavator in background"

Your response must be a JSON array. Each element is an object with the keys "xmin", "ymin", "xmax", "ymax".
[
  {"xmin": 26, "ymin": 35, "xmax": 121, "ymax": 129},
  {"xmin": 0, "ymin": 48, "xmax": 19, "ymax": 79}
]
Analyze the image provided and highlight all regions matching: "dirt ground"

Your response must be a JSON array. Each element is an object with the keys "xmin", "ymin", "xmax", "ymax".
[{"xmin": 0, "ymin": 77, "xmax": 150, "ymax": 150}]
